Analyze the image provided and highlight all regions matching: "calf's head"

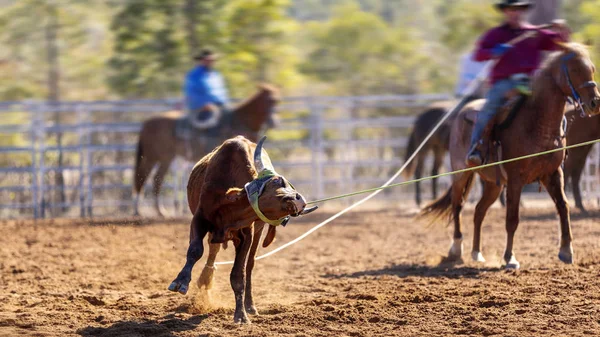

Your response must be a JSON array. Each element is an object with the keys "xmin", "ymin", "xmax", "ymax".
[{"xmin": 240, "ymin": 137, "xmax": 317, "ymax": 226}]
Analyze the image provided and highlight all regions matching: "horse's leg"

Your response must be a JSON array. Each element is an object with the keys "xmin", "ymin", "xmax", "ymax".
[
  {"xmin": 472, "ymin": 180, "xmax": 503, "ymax": 263},
  {"xmin": 499, "ymin": 187, "xmax": 506, "ymax": 207},
  {"xmin": 168, "ymin": 212, "xmax": 208, "ymax": 294},
  {"xmin": 245, "ymin": 222, "xmax": 265, "ymax": 315},
  {"xmin": 153, "ymin": 158, "xmax": 173, "ymax": 217},
  {"xmin": 504, "ymin": 181, "xmax": 523, "ymax": 269},
  {"xmin": 542, "ymin": 169, "xmax": 574, "ymax": 264},
  {"xmin": 431, "ymin": 148, "xmax": 445, "ymax": 200},
  {"xmin": 133, "ymin": 155, "xmax": 155, "ymax": 217},
  {"xmin": 196, "ymin": 233, "xmax": 221, "ymax": 290},
  {"xmin": 447, "ymin": 173, "xmax": 474, "ymax": 261},
  {"xmin": 414, "ymin": 154, "xmax": 425, "ymax": 206},
  {"xmin": 570, "ymin": 156, "xmax": 588, "ymax": 214},
  {"xmin": 231, "ymin": 226, "xmax": 253, "ymax": 324}
]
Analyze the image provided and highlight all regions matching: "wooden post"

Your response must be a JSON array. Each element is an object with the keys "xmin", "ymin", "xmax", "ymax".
[{"xmin": 45, "ymin": 2, "xmax": 66, "ymax": 214}]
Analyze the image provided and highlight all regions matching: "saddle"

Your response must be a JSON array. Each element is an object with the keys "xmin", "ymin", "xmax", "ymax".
[
  {"xmin": 463, "ymin": 89, "xmax": 529, "ymax": 185},
  {"xmin": 175, "ymin": 107, "xmax": 232, "ymax": 141}
]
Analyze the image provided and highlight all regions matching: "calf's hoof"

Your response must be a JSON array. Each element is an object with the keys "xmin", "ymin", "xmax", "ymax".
[
  {"xmin": 245, "ymin": 305, "xmax": 259, "ymax": 315},
  {"xmin": 168, "ymin": 275, "xmax": 191, "ymax": 295},
  {"xmin": 234, "ymin": 310, "xmax": 250, "ymax": 324}
]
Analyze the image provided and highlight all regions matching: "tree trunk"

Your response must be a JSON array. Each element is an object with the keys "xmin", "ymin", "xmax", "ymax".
[
  {"xmin": 46, "ymin": 2, "xmax": 66, "ymax": 215},
  {"xmin": 528, "ymin": 0, "xmax": 562, "ymax": 25},
  {"xmin": 184, "ymin": 0, "xmax": 199, "ymax": 57}
]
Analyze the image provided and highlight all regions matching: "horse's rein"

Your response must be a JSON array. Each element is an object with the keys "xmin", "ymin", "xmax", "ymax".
[{"xmin": 561, "ymin": 53, "xmax": 597, "ymax": 118}]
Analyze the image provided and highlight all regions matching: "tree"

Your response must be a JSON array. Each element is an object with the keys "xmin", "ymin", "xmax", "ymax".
[
  {"xmin": 301, "ymin": 3, "xmax": 430, "ymax": 96},
  {"xmin": 107, "ymin": 0, "xmax": 184, "ymax": 98}
]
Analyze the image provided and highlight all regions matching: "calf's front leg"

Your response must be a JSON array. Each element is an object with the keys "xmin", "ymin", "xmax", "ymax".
[{"xmin": 168, "ymin": 212, "xmax": 209, "ymax": 295}]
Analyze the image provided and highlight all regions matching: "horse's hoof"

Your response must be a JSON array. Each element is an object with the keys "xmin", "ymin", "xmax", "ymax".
[
  {"xmin": 558, "ymin": 247, "xmax": 574, "ymax": 264},
  {"xmin": 471, "ymin": 251, "xmax": 486, "ymax": 263},
  {"xmin": 245, "ymin": 305, "xmax": 259, "ymax": 315},
  {"xmin": 447, "ymin": 238, "xmax": 463, "ymax": 261},
  {"xmin": 234, "ymin": 310, "xmax": 250, "ymax": 324},
  {"xmin": 504, "ymin": 256, "xmax": 520, "ymax": 270},
  {"xmin": 168, "ymin": 280, "xmax": 189, "ymax": 295}
]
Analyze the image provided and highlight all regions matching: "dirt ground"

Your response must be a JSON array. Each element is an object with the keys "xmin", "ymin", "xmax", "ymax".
[{"xmin": 1, "ymin": 204, "xmax": 599, "ymax": 337}]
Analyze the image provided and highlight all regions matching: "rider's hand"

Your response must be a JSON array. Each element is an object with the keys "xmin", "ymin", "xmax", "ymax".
[{"xmin": 491, "ymin": 44, "xmax": 512, "ymax": 58}]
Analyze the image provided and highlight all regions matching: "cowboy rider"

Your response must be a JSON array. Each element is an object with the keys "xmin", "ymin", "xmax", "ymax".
[
  {"xmin": 184, "ymin": 49, "xmax": 230, "ymax": 128},
  {"xmin": 465, "ymin": 0, "xmax": 570, "ymax": 167}
]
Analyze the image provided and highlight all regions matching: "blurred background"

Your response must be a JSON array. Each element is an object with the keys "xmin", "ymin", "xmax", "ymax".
[{"xmin": 0, "ymin": 0, "xmax": 598, "ymax": 218}]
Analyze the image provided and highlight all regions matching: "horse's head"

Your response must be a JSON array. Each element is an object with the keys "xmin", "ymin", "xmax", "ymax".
[
  {"xmin": 257, "ymin": 84, "xmax": 281, "ymax": 128},
  {"xmin": 552, "ymin": 43, "xmax": 600, "ymax": 116}
]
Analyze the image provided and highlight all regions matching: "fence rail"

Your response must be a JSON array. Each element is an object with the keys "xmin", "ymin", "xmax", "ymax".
[{"xmin": 1, "ymin": 95, "xmax": 599, "ymax": 219}]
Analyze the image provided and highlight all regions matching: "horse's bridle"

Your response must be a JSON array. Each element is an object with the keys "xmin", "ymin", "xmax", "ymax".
[{"xmin": 562, "ymin": 53, "xmax": 598, "ymax": 117}]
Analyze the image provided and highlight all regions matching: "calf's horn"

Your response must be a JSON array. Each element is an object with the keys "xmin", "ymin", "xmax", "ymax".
[
  {"xmin": 254, "ymin": 136, "xmax": 267, "ymax": 172},
  {"xmin": 299, "ymin": 205, "xmax": 318, "ymax": 216}
]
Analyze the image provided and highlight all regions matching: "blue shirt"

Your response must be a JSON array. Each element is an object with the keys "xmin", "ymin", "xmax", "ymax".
[{"xmin": 184, "ymin": 66, "xmax": 230, "ymax": 111}]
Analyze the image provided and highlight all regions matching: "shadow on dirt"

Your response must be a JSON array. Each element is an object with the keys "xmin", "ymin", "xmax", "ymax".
[
  {"xmin": 520, "ymin": 208, "xmax": 600, "ymax": 222},
  {"xmin": 324, "ymin": 263, "xmax": 501, "ymax": 280},
  {"xmin": 77, "ymin": 314, "xmax": 208, "ymax": 337}
]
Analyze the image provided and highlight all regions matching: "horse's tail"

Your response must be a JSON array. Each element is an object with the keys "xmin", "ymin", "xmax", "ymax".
[
  {"xmin": 418, "ymin": 174, "xmax": 474, "ymax": 225},
  {"xmin": 402, "ymin": 129, "xmax": 418, "ymax": 179},
  {"xmin": 133, "ymin": 137, "xmax": 144, "ymax": 194}
]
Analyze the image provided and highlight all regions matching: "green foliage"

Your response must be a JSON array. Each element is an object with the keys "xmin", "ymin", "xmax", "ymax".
[
  {"xmin": 576, "ymin": 1, "xmax": 600, "ymax": 69},
  {"xmin": 301, "ymin": 3, "xmax": 428, "ymax": 95},
  {"xmin": 0, "ymin": 0, "xmax": 588, "ymax": 102},
  {"xmin": 0, "ymin": 0, "xmax": 114, "ymax": 101},
  {"xmin": 107, "ymin": 0, "xmax": 184, "ymax": 98},
  {"xmin": 441, "ymin": 0, "xmax": 502, "ymax": 53}
]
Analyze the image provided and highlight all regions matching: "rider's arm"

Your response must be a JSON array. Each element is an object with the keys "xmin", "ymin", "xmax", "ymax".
[
  {"xmin": 208, "ymin": 72, "xmax": 229, "ymax": 106},
  {"xmin": 473, "ymin": 28, "xmax": 501, "ymax": 62}
]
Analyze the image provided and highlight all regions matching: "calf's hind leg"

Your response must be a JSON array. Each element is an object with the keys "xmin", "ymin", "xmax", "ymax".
[
  {"xmin": 231, "ymin": 226, "xmax": 254, "ymax": 324},
  {"xmin": 245, "ymin": 222, "xmax": 265, "ymax": 315}
]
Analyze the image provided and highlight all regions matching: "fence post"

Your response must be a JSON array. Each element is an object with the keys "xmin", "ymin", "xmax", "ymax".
[
  {"xmin": 310, "ymin": 103, "xmax": 324, "ymax": 200},
  {"xmin": 86, "ymin": 111, "xmax": 93, "ymax": 217},
  {"xmin": 37, "ymin": 103, "xmax": 47, "ymax": 219},
  {"xmin": 76, "ymin": 104, "xmax": 86, "ymax": 218},
  {"xmin": 28, "ymin": 101, "xmax": 39, "ymax": 219}
]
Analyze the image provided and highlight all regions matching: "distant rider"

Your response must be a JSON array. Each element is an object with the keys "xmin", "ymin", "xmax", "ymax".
[{"xmin": 184, "ymin": 49, "xmax": 230, "ymax": 128}]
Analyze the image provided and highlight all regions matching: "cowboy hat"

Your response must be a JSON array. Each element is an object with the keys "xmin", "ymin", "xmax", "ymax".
[
  {"xmin": 495, "ymin": 0, "xmax": 533, "ymax": 10},
  {"xmin": 193, "ymin": 49, "xmax": 218, "ymax": 61}
]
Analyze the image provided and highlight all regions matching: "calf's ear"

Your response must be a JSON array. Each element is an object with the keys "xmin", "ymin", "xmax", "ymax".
[{"xmin": 225, "ymin": 188, "xmax": 244, "ymax": 202}]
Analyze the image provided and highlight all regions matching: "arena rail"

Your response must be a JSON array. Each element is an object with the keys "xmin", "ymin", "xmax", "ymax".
[{"xmin": 0, "ymin": 95, "xmax": 598, "ymax": 219}]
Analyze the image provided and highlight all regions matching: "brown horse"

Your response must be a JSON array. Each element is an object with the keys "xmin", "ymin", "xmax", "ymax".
[
  {"xmin": 564, "ymin": 111, "xmax": 600, "ymax": 213},
  {"xmin": 420, "ymin": 43, "xmax": 600, "ymax": 269},
  {"xmin": 403, "ymin": 96, "xmax": 509, "ymax": 207},
  {"xmin": 133, "ymin": 85, "xmax": 280, "ymax": 216},
  {"xmin": 403, "ymin": 97, "xmax": 483, "ymax": 206},
  {"xmin": 403, "ymin": 101, "xmax": 455, "ymax": 206}
]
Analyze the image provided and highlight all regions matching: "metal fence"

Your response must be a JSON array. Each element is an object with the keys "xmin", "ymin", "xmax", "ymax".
[{"xmin": 1, "ymin": 95, "xmax": 599, "ymax": 219}]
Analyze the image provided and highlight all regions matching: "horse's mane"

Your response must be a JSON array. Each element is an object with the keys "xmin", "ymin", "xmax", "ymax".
[
  {"xmin": 532, "ymin": 42, "xmax": 591, "ymax": 103},
  {"xmin": 234, "ymin": 84, "xmax": 280, "ymax": 111}
]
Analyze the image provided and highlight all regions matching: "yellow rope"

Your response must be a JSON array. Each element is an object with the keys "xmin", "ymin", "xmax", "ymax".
[{"xmin": 307, "ymin": 138, "xmax": 600, "ymax": 205}]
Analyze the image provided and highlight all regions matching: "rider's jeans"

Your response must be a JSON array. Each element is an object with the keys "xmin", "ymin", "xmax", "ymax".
[{"xmin": 470, "ymin": 78, "xmax": 517, "ymax": 147}]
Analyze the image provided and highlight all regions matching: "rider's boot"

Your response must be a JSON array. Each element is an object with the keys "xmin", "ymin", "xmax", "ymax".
[{"xmin": 465, "ymin": 140, "xmax": 484, "ymax": 168}]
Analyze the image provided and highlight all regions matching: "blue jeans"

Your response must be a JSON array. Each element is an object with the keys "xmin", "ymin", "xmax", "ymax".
[{"xmin": 470, "ymin": 79, "xmax": 517, "ymax": 146}]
